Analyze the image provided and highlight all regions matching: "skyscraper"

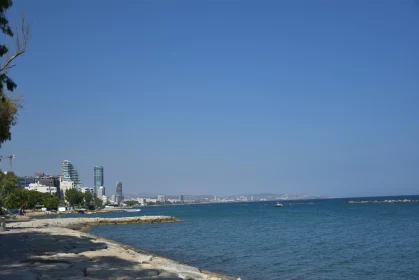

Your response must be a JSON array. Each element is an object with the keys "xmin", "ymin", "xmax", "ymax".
[
  {"xmin": 94, "ymin": 166, "xmax": 104, "ymax": 193},
  {"xmin": 116, "ymin": 182, "xmax": 123, "ymax": 203},
  {"xmin": 61, "ymin": 160, "xmax": 81, "ymax": 186},
  {"xmin": 97, "ymin": 186, "xmax": 105, "ymax": 198}
]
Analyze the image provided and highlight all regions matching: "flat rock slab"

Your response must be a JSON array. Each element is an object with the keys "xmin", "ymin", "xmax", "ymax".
[
  {"xmin": 0, "ymin": 219, "xmax": 238, "ymax": 280},
  {"xmin": 6, "ymin": 216, "xmax": 181, "ymax": 230}
]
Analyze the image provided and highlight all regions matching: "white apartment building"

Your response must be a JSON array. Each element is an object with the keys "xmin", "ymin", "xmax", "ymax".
[
  {"xmin": 26, "ymin": 182, "xmax": 57, "ymax": 194},
  {"xmin": 97, "ymin": 186, "xmax": 105, "ymax": 198},
  {"xmin": 60, "ymin": 180, "xmax": 74, "ymax": 200}
]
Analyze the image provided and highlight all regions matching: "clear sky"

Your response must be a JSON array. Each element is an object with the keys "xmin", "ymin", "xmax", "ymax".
[{"xmin": 1, "ymin": 0, "xmax": 418, "ymax": 197}]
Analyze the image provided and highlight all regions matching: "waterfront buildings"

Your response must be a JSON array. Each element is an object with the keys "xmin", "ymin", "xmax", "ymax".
[
  {"xmin": 97, "ymin": 186, "xmax": 105, "ymax": 198},
  {"xmin": 18, "ymin": 176, "xmax": 36, "ymax": 187},
  {"xmin": 79, "ymin": 187, "xmax": 94, "ymax": 193},
  {"xmin": 137, "ymin": 198, "xmax": 147, "ymax": 205},
  {"xmin": 157, "ymin": 195, "xmax": 165, "ymax": 203},
  {"xmin": 94, "ymin": 166, "xmax": 104, "ymax": 194},
  {"xmin": 180, "ymin": 195, "xmax": 184, "ymax": 203},
  {"xmin": 26, "ymin": 183, "xmax": 57, "ymax": 194},
  {"xmin": 59, "ymin": 180, "xmax": 74, "ymax": 200},
  {"xmin": 62, "ymin": 160, "xmax": 82, "ymax": 186},
  {"xmin": 116, "ymin": 182, "xmax": 123, "ymax": 203},
  {"xmin": 110, "ymin": 194, "xmax": 121, "ymax": 204},
  {"xmin": 18, "ymin": 173, "xmax": 59, "ymax": 189}
]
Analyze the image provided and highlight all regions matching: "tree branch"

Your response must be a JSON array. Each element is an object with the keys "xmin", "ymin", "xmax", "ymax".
[{"xmin": 0, "ymin": 14, "xmax": 30, "ymax": 73}]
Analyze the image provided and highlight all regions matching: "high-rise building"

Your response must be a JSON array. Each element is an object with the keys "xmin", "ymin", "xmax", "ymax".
[
  {"xmin": 180, "ymin": 195, "xmax": 184, "ymax": 203},
  {"xmin": 94, "ymin": 166, "xmax": 104, "ymax": 193},
  {"xmin": 97, "ymin": 186, "xmax": 105, "ymax": 198},
  {"xmin": 116, "ymin": 182, "xmax": 123, "ymax": 202},
  {"xmin": 62, "ymin": 160, "xmax": 82, "ymax": 186},
  {"xmin": 157, "ymin": 195, "xmax": 165, "ymax": 202}
]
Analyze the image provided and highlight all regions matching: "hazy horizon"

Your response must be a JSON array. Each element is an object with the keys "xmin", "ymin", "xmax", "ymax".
[{"xmin": 2, "ymin": 1, "xmax": 418, "ymax": 198}]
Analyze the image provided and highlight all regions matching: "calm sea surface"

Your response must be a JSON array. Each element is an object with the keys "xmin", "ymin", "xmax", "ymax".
[{"xmin": 85, "ymin": 196, "xmax": 419, "ymax": 279}]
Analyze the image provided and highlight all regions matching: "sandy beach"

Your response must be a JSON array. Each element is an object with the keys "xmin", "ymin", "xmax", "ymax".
[{"xmin": 0, "ymin": 216, "xmax": 239, "ymax": 280}]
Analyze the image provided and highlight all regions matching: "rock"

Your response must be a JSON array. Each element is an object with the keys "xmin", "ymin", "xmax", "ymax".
[
  {"xmin": 0, "ymin": 217, "xmax": 6, "ymax": 232},
  {"xmin": 158, "ymin": 271, "xmax": 180, "ymax": 277},
  {"xmin": 136, "ymin": 269, "xmax": 160, "ymax": 277}
]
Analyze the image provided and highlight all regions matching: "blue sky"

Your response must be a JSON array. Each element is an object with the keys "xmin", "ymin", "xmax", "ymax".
[{"xmin": 2, "ymin": 0, "xmax": 418, "ymax": 197}]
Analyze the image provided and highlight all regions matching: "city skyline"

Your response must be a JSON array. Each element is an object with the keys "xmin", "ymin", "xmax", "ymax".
[
  {"xmin": 94, "ymin": 166, "xmax": 104, "ymax": 192},
  {"xmin": 1, "ymin": 1, "xmax": 418, "ymax": 197}
]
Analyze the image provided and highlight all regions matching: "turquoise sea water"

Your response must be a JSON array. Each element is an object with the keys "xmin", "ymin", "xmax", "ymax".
[{"xmin": 87, "ymin": 196, "xmax": 419, "ymax": 279}]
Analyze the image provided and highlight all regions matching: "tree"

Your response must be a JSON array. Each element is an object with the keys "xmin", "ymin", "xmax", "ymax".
[
  {"xmin": 94, "ymin": 197, "xmax": 103, "ymax": 209},
  {"xmin": 27, "ymin": 190, "xmax": 45, "ymax": 208},
  {"xmin": 65, "ymin": 189, "xmax": 83, "ymax": 207},
  {"xmin": 44, "ymin": 195, "xmax": 59, "ymax": 210},
  {"xmin": 84, "ymin": 191, "xmax": 93, "ymax": 209},
  {"xmin": 124, "ymin": 200, "xmax": 138, "ymax": 207},
  {"xmin": 0, "ymin": 171, "xmax": 18, "ymax": 211},
  {"xmin": 0, "ymin": 0, "xmax": 30, "ymax": 147}
]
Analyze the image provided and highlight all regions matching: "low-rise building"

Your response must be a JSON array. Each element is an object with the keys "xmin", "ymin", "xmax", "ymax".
[
  {"xmin": 79, "ymin": 187, "xmax": 94, "ymax": 193},
  {"xmin": 59, "ymin": 180, "xmax": 74, "ymax": 200},
  {"xmin": 26, "ymin": 183, "xmax": 57, "ymax": 194},
  {"xmin": 18, "ymin": 176, "xmax": 36, "ymax": 187},
  {"xmin": 137, "ymin": 198, "xmax": 147, "ymax": 205}
]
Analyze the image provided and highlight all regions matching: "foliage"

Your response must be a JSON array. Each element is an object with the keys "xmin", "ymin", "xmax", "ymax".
[
  {"xmin": 0, "ymin": 171, "xmax": 17, "ymax": 211},
  {"xmin": 27, "ymin": 190, "xmax": 46, "ymax": 208},
  {"xmin": 94, "ymin": 197, "xmax": 103, "ymax": 209},
  {"xmin": 4, "ymin": 191, "xmax": 19, "ymax": 208},
  {"xmin": 0, "ymin": 0, "xmax": 30, "ymax": 147},
  {"xmin": 0, "ymin": 172, "xmax": 60, "ymax": 210},
  {"xmin": 123, "ymin": 200, "xmax": 138, "ymax": 207},
  {"xmin": 84, "ymin": 191, "xmax": 93, "ymax": 208},
  {"xmin": 44, "ymin": 195, "xmax": 59, "ymax": 209},
  {"xmin": 64, "ymin": 188, "xmax": 83, "ymax": 206}
]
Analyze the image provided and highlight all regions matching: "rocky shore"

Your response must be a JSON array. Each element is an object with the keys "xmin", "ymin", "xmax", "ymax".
[
  {"xmin": 7, "ymin": 216, "xmax": 181, "ymax": 231},
  {"xmin": 345, "ymin": 199, "xmax": 419, "ymax": 204},
  {"xmin": 0, "ymin": 216, "xmax": 239, "ymax": 280}
]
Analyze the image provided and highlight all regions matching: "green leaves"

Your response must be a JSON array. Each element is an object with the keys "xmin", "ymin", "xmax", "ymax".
[
  {"xmin": 0, "ymin": 172, "xmax": 61, "ymax": 210},
  {"xmin": 0, "ymin": 1, "xmax": 29, "ymax": 147},
  {"xmin": 84, "ymin": 190, "xmax": 93, "ymax": 207},
  {"xmin": 94, "ymin": 197, "xmax": 103, "ymax": 209},
  {"xmin": 4, "ymin": 191, "xmax": 19, "ymax": 209},
  {"xmin": 64, "ymin": 188, "xmax": 84, "ymax": 206},
  {"xmin": 0, "ymin": 0, "xmax": 14, "ymax": 37},
  {"xmin": 44, "ymin": 196, "xmax": 59, "ymax": 210}
]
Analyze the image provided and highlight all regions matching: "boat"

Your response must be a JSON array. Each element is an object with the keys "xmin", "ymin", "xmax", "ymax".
[
  {"xmin": 124, "ymin": 209, "xmax": 141, "ymax": 212},
  {"xmin": 77, "ymin": 209, "xmax": 86, "ymax": 214},
  {"xmin": 274, "ymin": 202, "xmax": 283, "ymax": 207}
]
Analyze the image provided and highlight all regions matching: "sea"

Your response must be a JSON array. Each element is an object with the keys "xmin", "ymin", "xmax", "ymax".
[{"xmin": 82, "ymin": 196, "xmax": 419, "ymax": 280}]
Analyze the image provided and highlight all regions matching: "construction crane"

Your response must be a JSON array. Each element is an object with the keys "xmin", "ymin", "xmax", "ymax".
[{"xmin": 7, "ymin": 154, "xmax": 15, "ymax": 172}]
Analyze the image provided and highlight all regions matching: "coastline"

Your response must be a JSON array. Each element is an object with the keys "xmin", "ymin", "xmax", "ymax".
[{"xmin": 1, "ymin": 216, "xmax": 239, "ymax": 280}]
